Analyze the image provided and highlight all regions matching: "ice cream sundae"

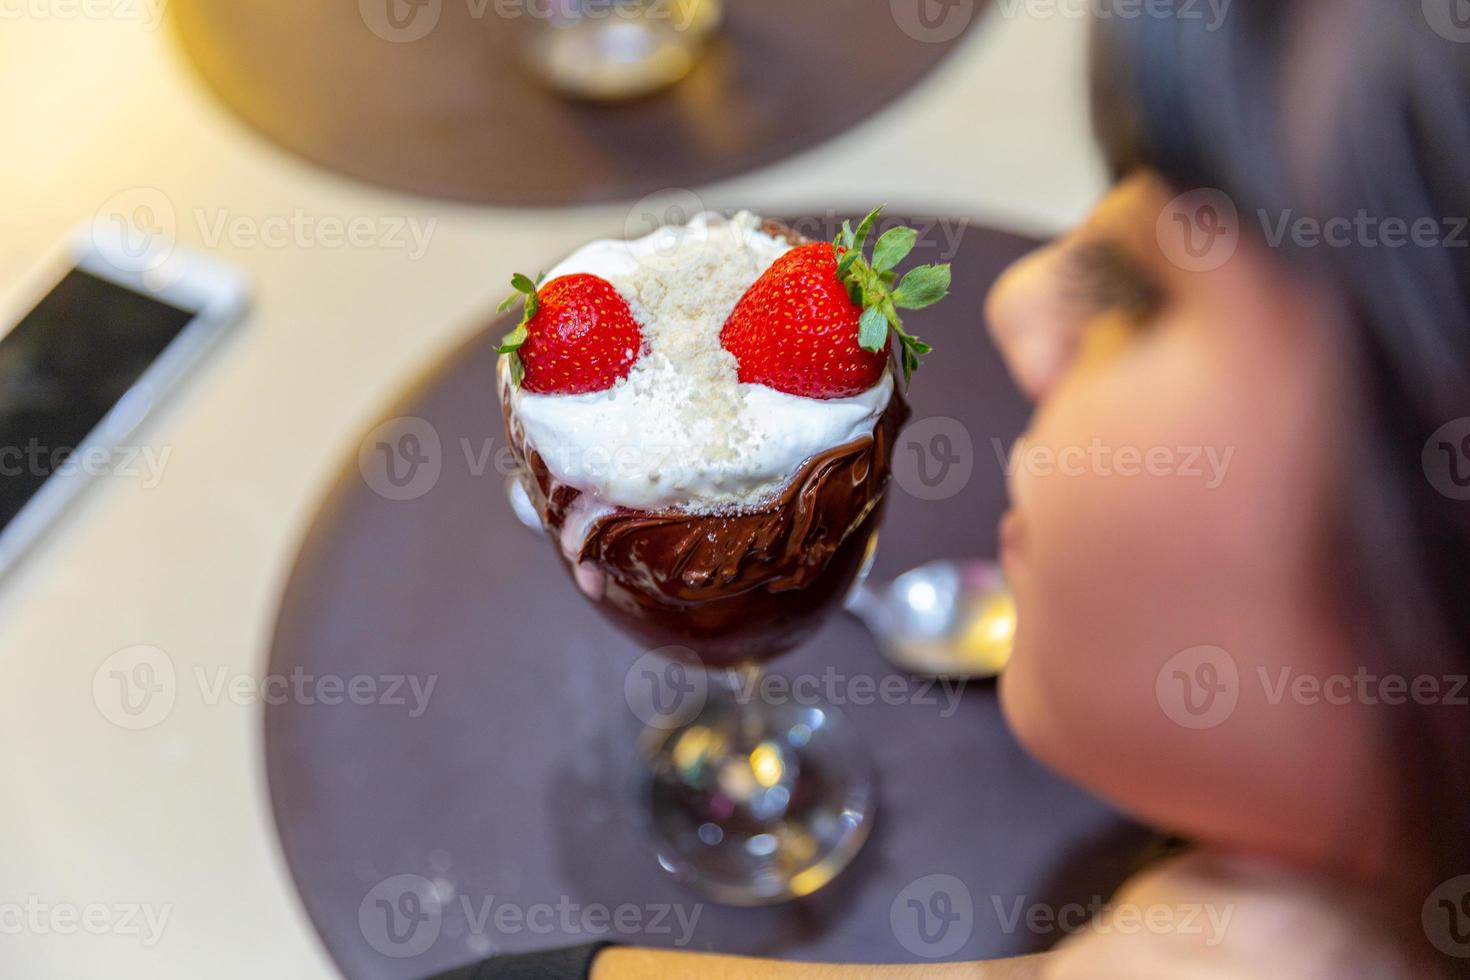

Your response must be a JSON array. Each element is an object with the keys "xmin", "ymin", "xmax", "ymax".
[{"xmin": 497, "ymin": 207, "xmax": 950, "ymax": 904}]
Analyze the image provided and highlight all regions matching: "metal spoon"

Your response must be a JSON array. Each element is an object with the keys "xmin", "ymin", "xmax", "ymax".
[{"xmin": 846, "ymin": 559, "xmax": 1016, "ymax": 679}]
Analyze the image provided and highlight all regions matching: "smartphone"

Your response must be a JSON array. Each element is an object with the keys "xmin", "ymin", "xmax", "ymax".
[{"xmin": 0, "ymin": 225, "xmax": 249, "ymax": 577}]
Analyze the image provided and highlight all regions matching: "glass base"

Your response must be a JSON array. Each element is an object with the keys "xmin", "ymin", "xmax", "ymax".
[{"xmin": 641, "ymin": 669, "xmax": 875, "ymax": 906}]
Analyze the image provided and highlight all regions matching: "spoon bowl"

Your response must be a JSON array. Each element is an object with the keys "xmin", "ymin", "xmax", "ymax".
[{"xmin": 846, "ymin": 559, "xmax": 1016, "ymax": 678}]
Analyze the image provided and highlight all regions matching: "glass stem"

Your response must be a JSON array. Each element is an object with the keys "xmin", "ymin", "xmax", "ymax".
[{"xmin": 727, "ymin": 662, "xmax": 768, "ymax": 746}]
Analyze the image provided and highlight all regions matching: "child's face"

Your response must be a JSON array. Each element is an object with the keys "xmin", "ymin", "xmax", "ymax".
[{"xmin": 987, "ymin": 174, "xmax": 1395, "ymax": 869}]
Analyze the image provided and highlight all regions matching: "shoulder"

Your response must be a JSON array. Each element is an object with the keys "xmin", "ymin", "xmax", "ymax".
[{"xmin": 1042, "ymin": 850, "xmax": 1431, "ymax": 980}]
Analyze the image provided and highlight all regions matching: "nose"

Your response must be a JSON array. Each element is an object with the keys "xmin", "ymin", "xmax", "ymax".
[{"xmin": 984, "ymin": 243, "xmax": 1084, "ymax": 402}]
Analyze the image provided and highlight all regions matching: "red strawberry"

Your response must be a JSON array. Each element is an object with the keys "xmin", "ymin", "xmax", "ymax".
[
  {"xmin": 721, "ymin": 207, "xmax": 950, "ymax": 399},
  {"xmin": 721, "ymin": 243, "xmax": 886, "ymax": 398},
  {"xmin": 498, "ymin": 273, "xmax": 643, "ymax": 394}
]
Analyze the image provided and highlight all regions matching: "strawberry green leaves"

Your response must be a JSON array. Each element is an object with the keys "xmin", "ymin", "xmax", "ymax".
[
  {"xmin": 872, "ymin": 227, "xmax": 919, "ymax": 274},
  {"xmin": 832, "ymin": 206, "xmax": 949, "ymax": 384},
  {"xmin": 497, "ymin": 272, "xmax": 544, "ymax": 388},
  {"xmin": 499, "ymin": 273, "xmax": 541, "ymax": 315},
  {"xmin": 858, "ymin": 306, "xmax": 889, "ymax": 351},
  {"xmin": 893, "ymin": 264, "xmax": 952, "ymax": 309}
]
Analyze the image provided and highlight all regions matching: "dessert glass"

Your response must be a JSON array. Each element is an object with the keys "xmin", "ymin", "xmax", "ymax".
[{"xmin": 501, "ymin": 216, "xmax": 907, "ymax": 905}]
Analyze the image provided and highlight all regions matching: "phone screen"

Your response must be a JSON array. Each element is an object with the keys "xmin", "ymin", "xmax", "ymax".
[{"xmin": 0, "ymin": 268, "xmax": 197, "ymax": 530}]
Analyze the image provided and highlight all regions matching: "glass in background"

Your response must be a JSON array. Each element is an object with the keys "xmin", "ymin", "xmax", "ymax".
[{"xmin": 522, "ymin": 0, "xmax": 724, "ymax": 102}]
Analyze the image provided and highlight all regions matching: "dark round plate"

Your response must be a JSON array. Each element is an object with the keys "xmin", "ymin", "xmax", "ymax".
[
  {"xmin": 264, "ymin": 216, "xmax": 1158, "ymax": 978},
  {"xmin": 174, "ymin": 0, "xmax": 985, "ymax": 206}
]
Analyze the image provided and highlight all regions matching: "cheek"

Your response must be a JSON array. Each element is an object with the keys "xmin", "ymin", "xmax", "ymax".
[
  {"xmin": 999, "ymin": 320, "xmax": 1339, "ymax": 796},
  {"xmin": 1001, "ymin": 336, "xmax": 1231, "ymax": 771}
]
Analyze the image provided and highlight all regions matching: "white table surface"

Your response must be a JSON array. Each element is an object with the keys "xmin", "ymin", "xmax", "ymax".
[{"xmin": 0, "ymin": 7, "xmax": 1103, "ymax": 976}]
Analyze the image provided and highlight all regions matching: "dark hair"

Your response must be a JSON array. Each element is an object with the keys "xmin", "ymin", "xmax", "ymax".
[{"xmin": 1091, "ymin": 1, "xmax": 1470, "ymax": 972}]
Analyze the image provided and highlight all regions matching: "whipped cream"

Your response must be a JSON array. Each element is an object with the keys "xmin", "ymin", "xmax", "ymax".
[{"xmin": 503, "ymin": 212, "xmax": 894, "ymax": 513}]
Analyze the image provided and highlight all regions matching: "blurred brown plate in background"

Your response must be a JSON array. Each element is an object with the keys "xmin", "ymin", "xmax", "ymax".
[{"xmin": 174, "ymin": 0, "xmax": 985, "ymax": 206}]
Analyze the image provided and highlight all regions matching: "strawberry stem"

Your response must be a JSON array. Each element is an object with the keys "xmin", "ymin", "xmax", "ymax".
[
  {"xmin": 497, "ymin": 271, "xmax": 545, "ymax": 388},
  {"xmin": 832, "ymin": 206, "xmax": 950, "ymax": 384}
]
